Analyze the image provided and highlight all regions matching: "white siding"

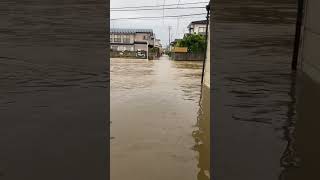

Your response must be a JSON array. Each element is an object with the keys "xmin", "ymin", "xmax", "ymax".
[{"xmin": 190, "ymin": 24, "xmax": 207, "ymax": 34}]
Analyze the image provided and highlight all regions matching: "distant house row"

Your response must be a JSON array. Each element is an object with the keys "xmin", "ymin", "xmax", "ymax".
[{"xmin": 110, "ymin": 28, "xmax": 162, "ymax": 52}]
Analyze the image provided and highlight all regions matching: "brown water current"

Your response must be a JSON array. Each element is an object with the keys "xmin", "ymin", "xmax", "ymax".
[{"xmin": 111, "ymin": 56, "xmax": 210, "ymax": 180}]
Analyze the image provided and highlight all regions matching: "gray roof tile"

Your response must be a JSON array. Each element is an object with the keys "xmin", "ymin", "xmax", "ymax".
[{"xmin": 110, "ymin": 28, "xmax": 153, "ymax": 34}]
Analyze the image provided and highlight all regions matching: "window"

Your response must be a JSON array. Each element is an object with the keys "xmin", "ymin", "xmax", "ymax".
[
  {"xmin": 111, "ymin": 45, "xmax": 118, "ymax": 51},
  {"xmin": 198, "ymin": 27, "xmax": 206, "ymax": 33},
  {"xmin": 114, "ymin": 35, "xmax": 121, "ymax": 42},
  {"xmin": 110, "ymin": 35, "xmax": 113, "ymax": 42},
  {"xmin": 143, "ymin": 35, "xmax": 148, "ymax": 40},
  {"xmin": 123, "ymin": 35, "xmax": 130, "ymax": 43}
]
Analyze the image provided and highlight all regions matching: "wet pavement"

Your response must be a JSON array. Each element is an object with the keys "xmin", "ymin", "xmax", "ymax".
[
  {"xmin": 212, "ymin": 0, "xmax": 320, "ymax": 179},
  {"xmin": 111, "ymin": 56, "xmax": 210, "ymax": 180}
]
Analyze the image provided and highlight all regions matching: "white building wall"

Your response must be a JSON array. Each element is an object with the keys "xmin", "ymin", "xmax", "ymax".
[
  {"xmin": 110, "ymin": 34, "xmax": 135, "ymax": 51},
  {"xmin": 299, "ymin": 0, "xmax": 320, "ymax": 84},
  {"xmin": 190, "ymin": 24, "xmax": 207, "ymax": 34},
  {"xmin": 194, "ymin": 24, "xmax": 207, "ymax": 34}
]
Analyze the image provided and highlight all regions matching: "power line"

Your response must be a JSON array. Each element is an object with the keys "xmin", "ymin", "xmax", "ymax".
[
  {"xmin": 111, "ymin": 6, "xmax": 205, "ymax": 12},
  {"xmin": 177, "ymin": 0, "xmax": 182, "ymax": 6},
  {"xmin": 163, "ymin": 0, "xmax": 166, "ymax": 24},
  {"xmin": 111, "ymin": 1, "xmax": 208, "ymax": 10},
  {"xmin": 110, "ymin": 13, "xmax": 207, "ymax": 21},
  {"xmin": 175, "ymin": 0, "xmax": 182, "ymax": 40}
]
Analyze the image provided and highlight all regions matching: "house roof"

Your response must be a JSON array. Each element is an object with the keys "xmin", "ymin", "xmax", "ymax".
[
  {"xmin": 187, "ymin": 20, "xmax": 208, "ymax": 28},
  {"xmin": 110, "ymin": 28, "xmax": 153, "ymax": 34}
]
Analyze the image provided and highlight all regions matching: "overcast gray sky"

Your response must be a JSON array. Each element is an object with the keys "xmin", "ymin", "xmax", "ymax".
[{"xmin": 110, "ymin": 0, "xmax": 209, "ymax": 46}]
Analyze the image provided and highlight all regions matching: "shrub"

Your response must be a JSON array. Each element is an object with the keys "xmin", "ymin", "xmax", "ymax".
[{"xmin": 175, "ymin": 34, "xmax": 206, "ymax": 53}]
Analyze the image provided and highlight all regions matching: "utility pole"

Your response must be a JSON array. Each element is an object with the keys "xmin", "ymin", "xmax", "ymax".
[{"xmin": 168, "ymin": 26, "xmax": 172, "ymax": 45}]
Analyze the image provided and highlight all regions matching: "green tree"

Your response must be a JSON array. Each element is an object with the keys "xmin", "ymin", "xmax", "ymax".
[{"xmin": 175, "ymin": 34, "xmax": 206, "ymax": 53}]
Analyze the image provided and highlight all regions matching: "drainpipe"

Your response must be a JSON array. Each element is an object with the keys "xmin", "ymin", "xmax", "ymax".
[
  {"xmin": 292, "ymin": 0, "xmax": 305, "ymax": 70},
  {"xmin": 201, "ymin": 3, "xmax": 210, "ymax": 84}
]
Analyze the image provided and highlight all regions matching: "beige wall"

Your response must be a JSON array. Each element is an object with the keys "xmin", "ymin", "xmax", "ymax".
[
  {"xmin": 135, "ymin": 33, "xmax": 149, "ymax": 42},
  {"xmin": 135, "ymin": 33, "xmax": 154, "ymax": 46},
  {"xmin": 204, "ymin": 25, "xmax": 210, "ymax": 88},
  {"xmin": 299, "ymin": 0, "xmax": 320, "ymax": 84}
]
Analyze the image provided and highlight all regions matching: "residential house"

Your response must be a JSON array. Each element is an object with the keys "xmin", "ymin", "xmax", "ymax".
[
  {"xmin": 187, "ymin": 20, "xmax": 208, "ymax": 35},
  {"xmin": 154, "ymin": 39, "xmax": 163, "ymax": 54},
  {"xmin": 110, "ymin": 28, "xmax": 155, "ymax": 58},
  {"xmin": 154, "ymin": 39, "xmax": 162, "ymax": 48}
]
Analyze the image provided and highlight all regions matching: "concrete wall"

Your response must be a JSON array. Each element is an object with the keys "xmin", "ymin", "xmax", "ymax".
[
  {"xmin": 171, "ymin": 52, "xmax": 204, "ymax": 61},
  {"xmin": 111, "ymin": 45, "xmax": 134, "ymax": 51},
  {"xmin": 299, "ymin": 0, "xmax": 320, "ymax": 84},
  {"xmin": 110, "ymin": 51, "xmax": 137, "ymax": 58},
  {"xmin": 203, "ymin": 25, "xmax": 210, "ymax": 88}
]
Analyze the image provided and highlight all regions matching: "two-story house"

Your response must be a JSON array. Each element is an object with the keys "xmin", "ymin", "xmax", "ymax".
[
  {"xmin": 110, "ymin": 28, "xmax": 155, "ymax": 53},
  {"xmin": 187, "ymin": 20, "xmax": 207, "ymax": 35}
]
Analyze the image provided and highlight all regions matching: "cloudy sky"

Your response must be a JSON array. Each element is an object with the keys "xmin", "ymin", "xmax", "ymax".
[{"xmin": 110, "ymin": 0, "xmax": 210, "ymax": 46}]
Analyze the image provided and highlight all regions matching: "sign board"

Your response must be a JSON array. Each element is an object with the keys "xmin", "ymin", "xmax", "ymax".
[{"xmin": 172, "ymin": 47, "xmax": 188, "ymax": 53}]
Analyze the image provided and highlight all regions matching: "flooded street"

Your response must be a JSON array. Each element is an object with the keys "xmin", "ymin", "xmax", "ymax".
[{"xmin": 111, "ymin": 56, "xmax": 210, "ymax": 180}]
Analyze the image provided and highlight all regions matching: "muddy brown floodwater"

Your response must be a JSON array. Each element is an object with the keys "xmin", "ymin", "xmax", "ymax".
[{"xmin": 111, "ymin": 55, "xmax": 210, "ymax": 180}]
